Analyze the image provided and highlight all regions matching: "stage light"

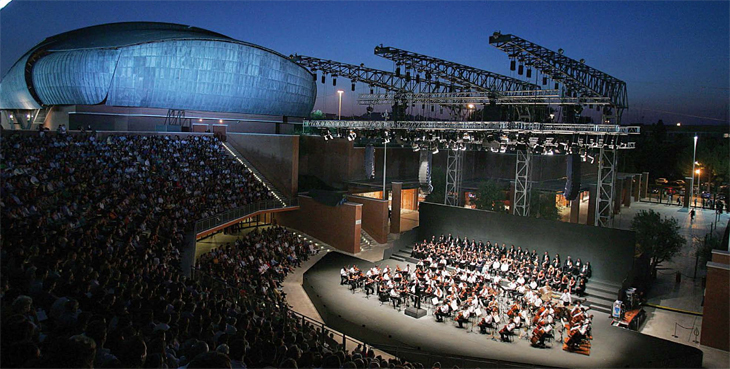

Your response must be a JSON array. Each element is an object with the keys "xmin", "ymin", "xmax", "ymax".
[
  {"xmin": 518, "ymin": 65, "xmax": 524, "ymax": 75},
  {"xmin": 333, "ymin": 77, "xmax": 337, "ymax": 86},
  {"xmin": 395, "ymin": 66, "xmax": 401, "ymax": 77},
  {"xmin": 555, "ymin": 82, "xmax": 559, "ymax": 90},
  {"xmin": 351, "ymin": 83, "xmax": 356, "ymax": 91},
  {"xmin": 431, "ymin": 105, "xmax": 434, "ymax": 112},
  {"xmin": 322, "ymin": 75, "xmax": 325, "ymax": 84},
  {"xmin": 526, "ymin": 68, "xmax": 532, "ymax": 78},
  {"xmin": 313, "ymin": 73, "xmax": 317, "ymax": 81},
  {"xmin": 542, "ymin": 76, "xmax": 548, "ymax": 85},
  {"xmin": 370, "ymin": 88, "xmax": 374, "ymax": 94},
  {"xmin": 510, "ymin": 60, "xmax": 516, "ymax": 71},
  {"xmin": 416, "ymin": 74, "xmax": 420, "ymax": 84}
]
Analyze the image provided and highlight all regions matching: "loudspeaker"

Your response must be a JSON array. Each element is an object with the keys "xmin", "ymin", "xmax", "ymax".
[
  {"xmin": 418, "ymin": 150, "xmax": 433, "ymax": 194},
  {"xmin": 365, "ymin": 145, "xmax": 375, "ymax": 179},
  {"xmin": 564, "ymin": 153, "xmax": 581, "ymax": 201}
]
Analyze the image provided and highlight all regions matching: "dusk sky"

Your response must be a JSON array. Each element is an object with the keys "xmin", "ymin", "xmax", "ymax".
[{"xmin": 1, "ymin": 1, "xmax": 728, "ymax": 125}]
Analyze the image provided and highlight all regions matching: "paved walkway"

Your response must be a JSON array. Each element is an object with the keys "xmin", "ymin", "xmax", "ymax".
[{"xmin": 612, "ymin": 200, "xmax": 729, "ymax": 368}]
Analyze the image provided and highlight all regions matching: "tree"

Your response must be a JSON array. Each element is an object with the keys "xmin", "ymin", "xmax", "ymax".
[
  {"xmin": 310, "ymin": 110, "xmax": 325, "ymax": 120},
  {"xmin": 529, "ymin": 190, "xmax": 560, "ymax": 220},
  {"xmin": 472, "ymin": 180, "xmax": 507, "ymax": 213},
  {"xmin": 630, "ymin": 210, "xmax": 686, "ymax": 278}
]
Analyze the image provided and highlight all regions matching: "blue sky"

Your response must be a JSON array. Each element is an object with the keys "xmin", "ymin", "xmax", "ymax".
[{"xmin": 1, "ymin": 1, "xmax": 728, "ymax": 125}]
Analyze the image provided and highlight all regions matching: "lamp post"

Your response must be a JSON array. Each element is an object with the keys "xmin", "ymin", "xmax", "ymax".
[
  {"xmin": 337, "ymin": 90, "xmax": 344, "ymax": 120},
  {"xmin": 691, "ymin": 134, "xmax": 698, "ymax": 205},
  {"xmin": 696, "ymin": 168, "xmax": 701, "ymax": 200}
]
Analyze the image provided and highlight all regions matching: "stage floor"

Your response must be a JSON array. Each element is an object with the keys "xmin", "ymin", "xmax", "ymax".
[{"xmin": 303, "ymin": 252, "xmax": 703, "ymax": 368}]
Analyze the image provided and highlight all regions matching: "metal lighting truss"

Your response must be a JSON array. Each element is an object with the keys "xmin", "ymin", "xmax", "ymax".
[
  {"xmin": 513, "ymin": 149, "xmax": 533, "ymax": 217},
  {"xmin": 445, "ymin": 149, "xmax": 464, "ymax": 207},
  {"xmin": 596, "ymin": 146, "xmax": 618, "ymax": 227},
  {"xmin": 290, "ymin": 54, "xmax": 468, "ymax": 96},
  {"xmin": 357, "ymin": 90, "xmax": 612, "ymax": 106},
  {"xmin": 303, "ymin": 120, "xmax": 640, "ymax": 135},
  {"xmin": 489, "ymin": 32, "xmax": 628, "ymax": 123},
  {"xmin": 373, "ymin": 45, "xmax": 539, "ymax": 93}
]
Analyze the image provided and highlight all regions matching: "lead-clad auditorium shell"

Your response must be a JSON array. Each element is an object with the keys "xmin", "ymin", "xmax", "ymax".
[{"xmin": 0, "ymin": 22, "xmax": 316, "ymax": 117}]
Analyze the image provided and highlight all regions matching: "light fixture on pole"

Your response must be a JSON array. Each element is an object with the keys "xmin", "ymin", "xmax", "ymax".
[
  {"xmin": 337, "ymin": 90, "xmax": 344, "ymax": 120},
  {"xmin": 695, "ymin": 168, "xmax": 701, "ymax": 197},
  {"xmin": 691, "ymin": 134, "xmax": 698, "ymax": 202}
]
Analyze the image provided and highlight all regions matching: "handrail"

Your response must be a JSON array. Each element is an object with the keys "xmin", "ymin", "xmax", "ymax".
[{"xmin": 193, "ymin": 198, "xmax": 298, "ymax": 236}]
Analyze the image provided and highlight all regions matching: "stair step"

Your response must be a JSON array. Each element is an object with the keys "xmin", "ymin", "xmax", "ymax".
[
  {"xmin": 587, "ymin": 278, "xmax": 622, "ymax": 291},
  {"xmin": 585, "ymin": 303, "xmax": 612, "ymax": 314},
  {"xmin": 584, "ymin": 289, "xmax": 617, "ymax": 303},
  {"xmin": 390, "ymin": 256, "xmax": 405, "ymax": 262},
  {"xmin": 585, "ymin": 282, "xmax": 619, "ymax": 295}
]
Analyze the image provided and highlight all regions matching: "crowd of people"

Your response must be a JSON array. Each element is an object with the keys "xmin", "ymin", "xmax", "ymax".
[
  {"xmin": 2, "ymin": 131, "xmax": 424, "ymax": 369},
  {"xmin": 342, "ymin": 234, "xmax": 594, "ymax": 352}
]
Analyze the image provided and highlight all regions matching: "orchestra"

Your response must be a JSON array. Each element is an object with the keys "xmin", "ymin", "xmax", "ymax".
[{"xmin": 337, "ymin": 234, "xmax": 594, "ymax": 353}]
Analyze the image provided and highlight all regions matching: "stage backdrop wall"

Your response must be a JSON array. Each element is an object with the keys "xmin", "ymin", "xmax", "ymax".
[{"xmin": 418, "ymin": 202, "xmax": 636, "ymax": 284}]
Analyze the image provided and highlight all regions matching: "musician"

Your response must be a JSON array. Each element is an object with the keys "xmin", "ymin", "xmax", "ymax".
[
  {"xmin": 478, "ymin": 315, "xmax": 491, "ymax": 334},
  {"xmin": 499, "ymin": 317, "xmax": 518, "ymax": 342},
  {"xmin": 435, "ymin": 304, "xmax": 450, "ymax": 322},
  {"xmin": 412, "ymin": 281, "xmax": 422, "ymax": 309},
  {"xmin": 389, "ymin": 287, "xmax": 402, "ymax": 308},
  {"xmin": 579, "ymin": 261, "xmax": 592, "ymax": 279},
  {"xmin": 560, "ymin": 289, "xmax": 572, "ymax": 306},
  {"xmin": 364, "ymin": 272, "xmax": 376, "ymax": 296},
  {"xmin": 455, "ymin": 310, "xmax": 469, "ymax": 328},
  {"xmin": 378, "ymin": 282, "xmax": 389, "ymax": 303},
  {"xmin": 340, "ymin": 266, "xmax": 348, "ymax": 285}
]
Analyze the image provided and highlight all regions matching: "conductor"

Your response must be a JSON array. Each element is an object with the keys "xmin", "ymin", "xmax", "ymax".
[{"xmin": 413, "ymin": 282, "xmax": 422, "ymax": 310}]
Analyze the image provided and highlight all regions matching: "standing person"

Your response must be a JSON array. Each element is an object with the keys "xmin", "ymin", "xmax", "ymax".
[{"xmin": 690, "ymin": 208, "xmax": 696, "ymax": 222}]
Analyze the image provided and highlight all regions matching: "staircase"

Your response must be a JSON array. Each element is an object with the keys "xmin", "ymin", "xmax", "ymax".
[
  {"xmin": 221, "ymin": 142, "xmax": 287, "ymax": 204},
  {"xmin": 582, "ymin": 279, "xmax": 620, "ymax": 315},
  {"xmin": 387, "ymin": 242, "xmax": 618, "ymax": 314},
  {"xmin": 360, "ymin": 230, "xmax": 375, "ymax": 251},
  {"xmin": 32, "ymin": 108, "xmax": 49, "ymax": 127}
]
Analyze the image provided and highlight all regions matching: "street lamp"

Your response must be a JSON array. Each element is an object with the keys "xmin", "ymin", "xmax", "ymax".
[
  {"xmin": 696, "ymin": 168, "xmax": 702, "ymax": 198},
  {"xmin": 691, "ymin": 134, "xmax": 698, "ymax": 203},
  {"xmin": 337, "ymin": 90, "xmax": 344, "ymax": 120}
]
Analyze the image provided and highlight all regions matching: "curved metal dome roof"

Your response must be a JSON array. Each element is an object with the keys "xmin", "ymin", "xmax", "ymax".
[
  {"xmin": 32, "ymin": 22, "xmax": 288, "ymax": 59},
  {"xmin": 0, "ymin": 22, "xmax": 316, "ymax": 117}
]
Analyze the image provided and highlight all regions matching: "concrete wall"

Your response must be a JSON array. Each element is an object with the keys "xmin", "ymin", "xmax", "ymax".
[
  {"xmin": 227, "ymin": 133, "xmax": 299, "ymax": 197},
  {"xmin": 274, "ymin": 195, "xmax": 361, "ymax": 254},
  {"xmin": 700, "ymin": 250, "xmax": 729, "ymax": 351},
  {"xmin": 346, "ymin": 195, "xmax": 389, "ymax": 244},
  {"xmin": 417, "ymin": 202, "xmax": 636, "ymax": 284}
]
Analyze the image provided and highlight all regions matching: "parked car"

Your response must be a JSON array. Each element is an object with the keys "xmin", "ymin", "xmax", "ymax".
[
  {"xmin": 670, "ymin": 179, "xmax": 685, "ymax": 186},
  {"xmin": 655, "ymin": 178, "xmax": 669, "ymax": 185}
]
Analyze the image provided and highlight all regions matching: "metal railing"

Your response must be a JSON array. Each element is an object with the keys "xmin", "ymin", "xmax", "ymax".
[{"xmin": 194, "ymin": 198, "xmax": 298, "ymax": 235}]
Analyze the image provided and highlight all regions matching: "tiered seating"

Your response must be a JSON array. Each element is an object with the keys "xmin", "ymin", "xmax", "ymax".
[{"xmin": 1, "ymin": 132, "xmax": 422, "ymax": 369}]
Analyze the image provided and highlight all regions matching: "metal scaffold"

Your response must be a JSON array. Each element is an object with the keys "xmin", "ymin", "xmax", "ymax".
[
  {"xmin": 596, "ymin": 146, "xmax": 618, "ymax": 227},
  {"xmin": 445, "ymin": 149, "xmax": 464, "ymax": 206},
  {"xmin": 513, "ymin": 149, "xmax": 533, "ymax": 216}
]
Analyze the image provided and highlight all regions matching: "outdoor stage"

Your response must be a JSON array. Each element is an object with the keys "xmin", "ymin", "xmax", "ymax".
[{"xmin": 303, "ymin": 252, "xmax": 703, "ymax": 368}]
